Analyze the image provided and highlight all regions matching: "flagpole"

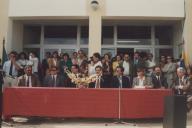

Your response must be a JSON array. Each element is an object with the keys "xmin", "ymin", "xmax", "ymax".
[{"xmin": 0, "ymin": 38, "xmax": 5, "ymax": 128}]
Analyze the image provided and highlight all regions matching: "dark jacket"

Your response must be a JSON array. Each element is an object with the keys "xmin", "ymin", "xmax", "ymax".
[
  {"xmin": 151, "ymin": 74, "xmax": 168, "ymax": 89},
  {"xmin": 43, "ymin": 74, "xmax": 65, "ymax": 87},
  {"xmin": 111, "ymin": 76, "xmax": 131, "ymax": 88}
]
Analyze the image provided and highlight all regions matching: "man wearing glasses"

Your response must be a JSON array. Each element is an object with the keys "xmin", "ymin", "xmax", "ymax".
[
  {"xmin": 3, "ymin": 51, "xmax": 21, "ymax": 87},
  {"xmin": 43, "ymin": 66, "xmax": 64, "ymax": 87}
]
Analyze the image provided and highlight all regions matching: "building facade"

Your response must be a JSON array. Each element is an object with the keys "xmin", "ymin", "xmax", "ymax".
[{"xmin": 0, "ymin": 0, "xmax": 192, "ymax": 63}]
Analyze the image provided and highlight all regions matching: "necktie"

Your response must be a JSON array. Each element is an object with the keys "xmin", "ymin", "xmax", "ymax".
[
  {"xmin": 157, "ymin": 76, "xmax": 161, "ymax": 87},
  {"xmin": 9, "ymin": 62, "xmax": 13, "ymax": 76},
  {"xmin": 53, "ymin": 76, "xmax": 56, "ymax": 87},
  {"xmin": 26, "ymin": 76, "xmax": 29, "ymax": 87},
  {"xmin": 95, "ymin": 76, "xmax": 100, "ymax": 88},
  {"xmin": 118, "ymin": 77, "xmax": 122, "ymax": 88},
  {"xmin": 179, "ymin": 78, "xmax": 183, "ymax": 86}
]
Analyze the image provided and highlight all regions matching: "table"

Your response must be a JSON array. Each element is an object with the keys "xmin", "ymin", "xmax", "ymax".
[{"xmin": 3, "ymin": 87, "xmax": 172, "ymax": 119}]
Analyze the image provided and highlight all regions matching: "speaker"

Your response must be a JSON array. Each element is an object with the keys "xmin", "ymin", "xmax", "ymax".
[{"xmin": 163, "ymin": 95, "xmax": 187, "ymax": 128}]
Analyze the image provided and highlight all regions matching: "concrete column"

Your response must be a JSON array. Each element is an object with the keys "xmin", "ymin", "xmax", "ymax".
[
  {"xmin": 183, "ymin": 0, "xmax": 192, "ymax": 65},
  {"xmin": 87, "ymin": 0, "xmax": 105, "ymax": 57},
  {"xmin": 0, "ymin": 0, "xmax": 9, "ymax": 59}
]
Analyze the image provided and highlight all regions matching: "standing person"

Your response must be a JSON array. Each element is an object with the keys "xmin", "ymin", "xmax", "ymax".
[
  {"xmin": 122, "ymin": 53, "xmax": 133, "ymax": 82},
  {"xmin": 159, "ymin": 55, "xmax": 166, "ymax": 69},
  {"xmin": 43, "ymin": 66, "xmax": 64, "ymax": 87},
  {"xmin": 102, "ymin": 53, "xmax": 113, "ymax": 85},
  {"xmin": 151, "ymin": 66, "xmax": 168, "ymax": 89},
  {"xmin": 145, "ymin": 53, "xmax": 156, "ymax": 76},
  {"xmin": 59, "ymin": 53, "xmax": 72, "ymax": 76},
  {"xmin": 29, "ymin": 52, "xmax": 39, "ymax": 76},
  {"xmin": 17, "ymin": 65, "xmax": 40, "ymax": 87},
  {"xmin": 41, "ymin": 52, "xmax": 51, "ymax": 77},
  {"xmin": 111, "ymin": 66, "xmax": 131, "ymax": 88},
  {"xmin": 162, "ymin": 56, "xmax": 177, "ymax": 88},
  {"xmin": 48, "ymin": 51, "xmax": 60, "ymax": 69},
  {"xmin": 88, "ymin": 52, "xmax": 102, "ymax": 75},
  {"xmin": 77, "ymin": 50, "xmax": 87, "ymax": 66},
  {"xmin": 3, "ymin": 51, "xmax": 21, "ymax": 87},
  {"xmin": 112, "ymin": 54, "xmax": 122, "ymax": 76},
  {"xmin": 133, "ymin": 52, "xmax": 145, "ymax": 77},
  {"xmin": 72, "ymin": 52, "xmax": 78, "ymax": 65}
]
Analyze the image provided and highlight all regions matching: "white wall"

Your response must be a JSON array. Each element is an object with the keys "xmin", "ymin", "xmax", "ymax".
[
  {"xmin": 9, "ymin": 0, "xmax": 184, "ymax": 18},
  {"xmin": 9, "ymin": 0, "xmax": 87, "ymax": 17},
  {"xmin": 105, "ymin": 0, "xmax": 184, "ymax": 18}
]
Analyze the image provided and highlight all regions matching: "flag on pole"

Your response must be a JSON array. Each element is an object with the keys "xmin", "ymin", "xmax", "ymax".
[
  {"xmin": 2, "ymin": 38, "xmax": 8, "ymax": 65},
  {"xmin": 181, "ymin": 38, "xmax": 190, "ymax": 68}
]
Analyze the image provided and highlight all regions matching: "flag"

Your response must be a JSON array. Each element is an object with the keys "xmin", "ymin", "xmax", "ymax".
[
  {"xmin": 2, "ymin": 38, "xmax": 8, "ymax": 65},
  {"xmin": 181, "ymin": 38, "xmax": 190, "ymax": 68}
]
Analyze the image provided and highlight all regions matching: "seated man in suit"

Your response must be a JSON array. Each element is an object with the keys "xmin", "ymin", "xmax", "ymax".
[
  {"xmin": 66, "ymin": 64, "xmax": 81, "ymax": 88},
  {"xmin": 43, "ymin": 66, "xmax": 64, "ymax": 87},
  {"xmin": 89, "ymin": 65, "xmax": 109, "ymax": 88},
  {"xmin": 111, "ymin": 66, "xmax": 131, "ymax": 88},
  {"xmin": 17, "ymin": 65, "xmax": 40, "ymax": 87},
  {"xmin": 132, "ymin": 68, "xmax": 153, "ymax": 89},
  {"xmin": 151, "ymin": 66, "xmax": 168, "ymax": 89},
  {"xmin": 173, "ymin": 67, "xmax": 192, "ymax": 111}
]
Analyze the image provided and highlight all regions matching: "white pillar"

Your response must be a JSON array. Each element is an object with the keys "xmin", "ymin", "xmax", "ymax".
[
  {"xmin": 0, "ymin": 0, "xmax": 10, "ymax": 59},
  {"xmin": 87, "ymin": 0, "xmax": 105, "ymax": 57}
]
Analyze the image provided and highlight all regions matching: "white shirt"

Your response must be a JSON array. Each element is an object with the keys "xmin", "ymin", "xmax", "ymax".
[
  {"xmin": 3, "ymin": 60, "xmax": 19, "ymax": 77},
  {"xmin": 52, "ymin": 75, "xmax": 57, "ymax": 87},
  {"xmin": 123, "ymin": 61, "xmax": 130, "ymax": 76},
  {"xmin": 18, "ymin": 59, "xmax": 30, "ymax": 68},
  {"xmin": 95, "ymin": 75, "xmax": 101, "ymax": 88},
  {"xmin": 118, "ymin": 76, "xmax": 123, "ymax": 88},
  {"xmin": 25, "ymin": 75, "xmax": 32, "ymax": 87},
  {"xmin": 88, "ymin": 61, "xmax": 102, "ymax": 75},
  {"xmin": 135, "ymin": 77, "xmax": 145, "ymax": 88},
  {"xmin": 29, "ymin": 57, "xmax": 39, "ymax": 73}
]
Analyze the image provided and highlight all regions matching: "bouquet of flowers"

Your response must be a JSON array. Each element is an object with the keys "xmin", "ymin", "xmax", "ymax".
[{"xmin": 65, "ymin": 68, "xmax": 97, "ymax": 88}]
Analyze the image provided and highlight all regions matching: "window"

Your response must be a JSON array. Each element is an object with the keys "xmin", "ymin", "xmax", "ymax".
[
  {"xmin": 155, "ymin": 26, "xmax": 173, "ymax": 45},
  {"xmin": 117, "ymin": 26, "xmax": 151, "ymax": 45},
  {"xmin": 61, "ymin": 49, "xmax": 76, "ymax": 58},
  {"xmin": 44, "ymin": 26, "xmax": 77, "ymax": 44},
  {"xmin": 102, "ymin": 26, "xmax": 114, "ymax": 45},
  {"xmin": 155, "ymin": 48, "xmax": 173, "ymax": 62},
  {"xmin": 23, "ymin": 26, "xmax": 41, "ymax": 44},
  {"xmin": 101, "ymin": 48, "xmax": 115, "ymax": 57},
  {"xmin": 80, "ymin": 26, "xmax": 89, "ymax": 44},
  {"xmin": 23, "ymin": 48, "xmax": 40, "ymax": 58}
]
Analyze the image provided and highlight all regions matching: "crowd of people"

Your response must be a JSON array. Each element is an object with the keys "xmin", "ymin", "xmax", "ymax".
[{"xmin": 0, "ymin": 50, "xmax": 192, "ymax": 111}]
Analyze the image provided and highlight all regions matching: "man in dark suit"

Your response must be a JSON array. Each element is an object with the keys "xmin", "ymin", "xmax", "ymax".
[
  {"xmin": 43, "ymin": 66, "xmax": 64, "ymax": 87},
  {"xmin": 111, "ymin": 66, "xmax": 131, "ymax": 88},
  {"xmin": 17, "ymin": 65, "xmax": 40, "ymax": 87},
  {"xmin": 66, "ymin": 64, "xmax": 81, "ymax": 88},
  {"xmin": 89, "ymin": 65, "xmax": 109, "ymax": 88},
  {"xmin": 151, "ymin": 66, "xmax": 168, "ymax": 89}
]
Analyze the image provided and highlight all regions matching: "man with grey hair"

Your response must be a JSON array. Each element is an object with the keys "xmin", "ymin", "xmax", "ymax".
[
  {"xmin": 17, "ymin": 65, "xmax": 40, "ymax": 87},
  {"xmin": 173, "ymin": 67, "xmax": 192, "ymax": 111}
]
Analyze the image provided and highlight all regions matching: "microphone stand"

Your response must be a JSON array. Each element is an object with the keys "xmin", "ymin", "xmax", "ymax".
[{"xmin": 112, "ymin": 84, "xmax": 136, "ymax": 126}]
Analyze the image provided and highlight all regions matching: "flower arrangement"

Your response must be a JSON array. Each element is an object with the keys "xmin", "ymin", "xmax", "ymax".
[{"xmin": 65, "ymin": 68, "xmax": 97, "ymax": 88}]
